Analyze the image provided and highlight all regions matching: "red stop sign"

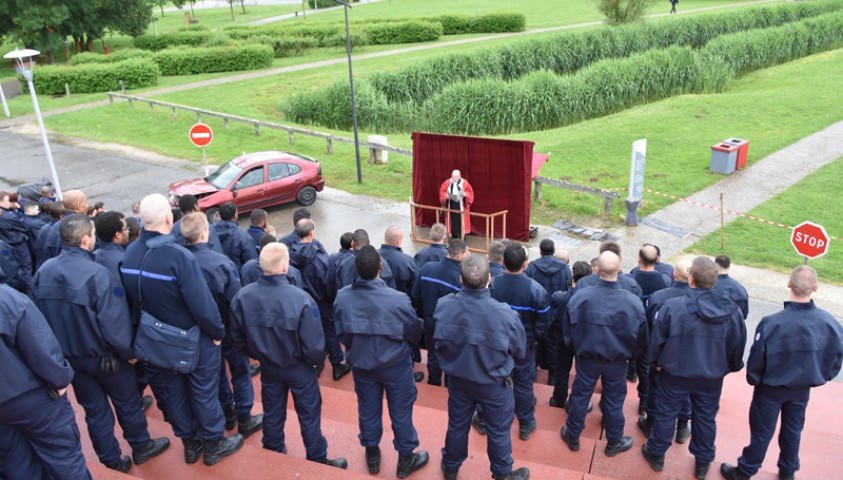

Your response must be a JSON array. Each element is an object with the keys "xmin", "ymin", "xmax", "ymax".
[
  {"xmin": 791, "ymin": 221, "xmax": 830, "ymax": 259},
  {"xmin": 189, "ymin": 123, "xmax": 213, "ymax": 148}
]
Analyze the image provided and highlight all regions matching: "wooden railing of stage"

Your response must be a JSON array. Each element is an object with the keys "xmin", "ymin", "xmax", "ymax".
[{"xmin": 409, "ymin": 198, "xmax": 508, "ymax": 254}]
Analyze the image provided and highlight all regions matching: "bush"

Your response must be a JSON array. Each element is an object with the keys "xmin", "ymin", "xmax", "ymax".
[
  {"xmin": 307, "ymin": 0, "xmax": 357, "ymax": 7},
  {"xmin": 320, "ymin": 32, "xmax": 368, "ymax": 49},
  {"xmin": 598, "ymin": 0, "xmax": 658, "ymax": 25},
  {"xmin": 250, "ymin": 36, "xmax": 318, "ymax": 57},
  {"xmin": 468, "ymin": 13, "xmax": 526, "ymax": 33},
  {"xmin": 70, "ymin": 49, "xmax": 153, "ymax": 65},
  {"xmin": 152, "ymin": 44, "xmax": 273, "ymax": 75},
  {"xmin": 179, "ymin": 24, "xmax": 209, "ymax": 32},
  {"xmin": 24, "ymin": 59, "xmax": 159, "ymax": 94},
  {"xmin": 436, "ymin": 14, "xmax": 472, "ymax": 34},
  {"xmin": 205, "ymin": 33, "xmax": 234, "ymax": 47},
  {"xmin": 363, "ymin": 21, "xmax": 442, "ymax": 45},
  {"xmin": 134, "ymin": 31, "xmax": 212, "ymax": 51}
]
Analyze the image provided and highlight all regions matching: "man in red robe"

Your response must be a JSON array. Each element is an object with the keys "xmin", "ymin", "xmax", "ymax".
[{"xmin": 439, "ymin": 170, "xmax": 474, "ymax": 240}]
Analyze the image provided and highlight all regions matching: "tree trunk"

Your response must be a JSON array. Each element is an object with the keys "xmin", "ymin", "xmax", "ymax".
[
  {"xmin": 160, "ymin": 5, "xmax": 164, "ymax": 16},
  {"xmin": 190, "ymin": 1, "xmax": 195, "ymax": 18},
  {"xmin": 240, "ymin": 0, "xmax": 246, "ymax": 14},
  {"xmin": 229, "ymin": 2, "xmax": 235, "ymax": 20},
  {"xmin": 86, "ymin": 36, "xmax": 93, "ymax": 52}
]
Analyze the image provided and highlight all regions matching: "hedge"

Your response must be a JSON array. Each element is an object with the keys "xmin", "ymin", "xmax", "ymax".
[
  {"xmin": 25, "ymin": 59, "xmax": 159, "ymax": 94},
  {"xmin": 134, "ymin": 31, "xmax": 212, "ymax": 51},
  {"xmin": 70, "ymin": 49, "xmax": 153, "ymax": 65},
  {"xmin": 152, "ymin": 44, "xmax": 273, "ymax": 75},
  {"xmin": 363, "ymin": 21, "xmax": 442, "ymax": 45}
]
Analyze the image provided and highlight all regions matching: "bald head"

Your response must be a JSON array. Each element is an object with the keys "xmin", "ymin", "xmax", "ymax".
[
  {"xmin": 789, "ymin": 265, "xmax": 818, "ymax": 299},
  {"xmin": 673, "ymin": 259, "xmax": 692, "ymax": 283},
  {"xmin": 596, "ymin": 251, "xmax": 621, "ymax": 281},
  {"xmin": 639, "ymin": 244, "xmax": 658, "ymax": 268},
  {"xmin": 451, "ymin": 170, "xmax": 461, "ymax": 182},
  {"xmin": 384, "ymin": 225, "xmax": 403, "ymax": 247},
  {"xmin": 62, "ymin": 190, "xmax": 88, "ymax": 214},
  {"xmin": 139, "ymin": 193, "xmax": 173, "ymax": 233},
  {"xmin": 260, "ymin": 242, "xmax": 289, "ymax": 275}
]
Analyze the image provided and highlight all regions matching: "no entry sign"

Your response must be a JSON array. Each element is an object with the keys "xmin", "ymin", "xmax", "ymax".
[
  {"xmin": 791, "ymin": 221, "xmax": 830, "ymax": 259},
  {"xmin": 189, "ymin": 123, "xmax": 213, "ymax": 148}
]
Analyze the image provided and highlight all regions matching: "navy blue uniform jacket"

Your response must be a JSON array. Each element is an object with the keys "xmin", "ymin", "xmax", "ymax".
[
  {"xmin": 93, "ymin": 242, "xmax": 125, "ymax": 284},
  {"xmin": 565, "ymin": 280, "xmax": 646, "ymax": 362},
  {"xmin": 214, "ymin": 220, "xmax": 258, "ymax": 268},
  {"xmin": 525, "ymin": 255, "xmax": 571, "ymax": 295},
  {"xmin": 172, "ymin": 217, "xmax": 224, "ymax": 253},
  {"xmin": 334, "ymin": 277, "xmax": 423, "ymax": 370},
  {"xmin": 648, "ymin": 289, "xmax": 746, "ymax": 379},
  {"xmin": 187, "ymin": 243, "xmax": 241, "ymax": 327},
  {"xmin": 433, "ymin": 288, "xmax": 526, "ymax": 385},
  {"xmin": 330, "ymin": 248, "xmax": 352, "ymax": 270},
  {"xmin": 411, "ymin": 257, "xmax": 461, "ymax": 322},
  {"xmin": 121, "ymin": 231, "xmax": 225, "ymax": 340},
  {"xmin": 0, "ymin": 213, "xmax": 33, "ymax": 285},
  {"xmin": 230, "ymin": 274, "xmax": 325, "ymax": 369},
  {"xmin": 489, "ymin": 263, "xmax": 505, "ymax": 279},
  {"xmin": 413, "ymin": 244, "xmax": 447, "ymax": 268},
  {"xmin": 379, "ymin": 244, "xmax": 418, "ymax": 295},
  {"xmin": 289, "ymin": 240, "xmax": 336, "ymax": 304},
  {"xmin": 575, "ymin": 271, "xmax": 642, "ymax": 298},
  {"xmin": 714, "ymin": 274, "xmax": 749, "ymax": 319},
  {"xmin": 0, "ymin": 285, "xmax": 75, "ymax": 405},
  {"xmin": 646, "ymin": 282, "xmax": 690, "ymax": 326},
  {"xmin": 336, "ymin": 250, "xmax": 396, "ymax": 290},
  {"xmin": 746, "ymin": 301, "xmax": 843, "ymax": 388},
  {"xmin": 490, "ymin": 273, "xmax": 550, "ymax": 343},
  {"xmin": 240, "ymin": 258, "xmax": 303, "ymax": 288},
  {"xmin": 30, "ymin": 246, "xmax": 134, "ymax": 360},
  {"xmin": 246, "ymin": 226, "xmax": 264, "ymax": 249}
]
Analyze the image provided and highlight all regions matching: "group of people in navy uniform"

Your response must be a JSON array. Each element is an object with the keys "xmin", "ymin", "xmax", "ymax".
[{"xmin": 1, "ymin": 186, "xmax": 842, "ymax": 480}]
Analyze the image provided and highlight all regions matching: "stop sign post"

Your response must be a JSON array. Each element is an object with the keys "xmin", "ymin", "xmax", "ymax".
[
  {"xmin": 189, "ymin": 123, "xmax": 214, "ymax": 175},
  {"xmin": 791, "ymin": 221, "xmax": 830, "ymax": 263}
]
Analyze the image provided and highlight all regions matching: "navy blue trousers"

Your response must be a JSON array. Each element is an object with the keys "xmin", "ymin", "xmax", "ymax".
[
  {"xmin": 737, "ymin": 385, "xmax": 810, "ymax": 477},
  {"xmin": 260, "ymin": 363, "xmax": 328, "ymax": 462},
  {"xmin": 352, "ymin": 362, "xmax": 419, "ymax": 454},
  {"xmin": 565, "ymin": 357, "xmax": 627, "ymax": 442},
  {"xmin": 644, "ymin": 364, "xmax": 691, "ymax": 419},
  {"xmin": 443, "ymin": 377, "xmax": 515, "ymax": 476},
  {"xmin": 423, "ymin": 315, "xmax": 444, "ymax": 386},
  {"xmin": 513, "ymin": 349, "xmax": 537, "ymax": 425},
  {"xmin": 155, "ymin": 335, "xmax": 225, "ymax": 441},
  {"xmin": 551, "ymin": 336, "xmax": 575, "ymax": 404},
  {"xmin": 0, "ymin": 388, "xmax": 91, "ymax": 480},
  {"xmin": 218, "ymin": 341, "xmax": 255, "ymax": 421},
  {"xmin": 317, "ymin": 301, "xmax": 344, "ymax": 366},
  {"xmin": 69, "ymin": 357, "xmax": 151, "ymax": 465},
  {"xmin": 646, "ymin": 373, "xmax": 723, "ymax": 463}
]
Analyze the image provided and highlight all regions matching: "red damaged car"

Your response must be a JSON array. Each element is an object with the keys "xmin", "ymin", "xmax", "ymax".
[{"xmin": 169, "ymin": 151, "xmax": 325, "ymax": 217}]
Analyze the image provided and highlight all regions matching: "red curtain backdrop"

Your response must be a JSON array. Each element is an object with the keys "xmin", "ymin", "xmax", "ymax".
[{"xmin": 411, "ymin": 132, "xmax": 536, "ymax": 241}]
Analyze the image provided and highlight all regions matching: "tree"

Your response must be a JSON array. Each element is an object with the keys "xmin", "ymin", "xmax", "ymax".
[
  {"xmin": 6, "ymin": 0, "xmax": 70, "ymax": 63},
  {"xmin": 596, "ymin": 0, "xmax": 656, "ymax": 25},
  {"xmin": 151, "ymin": 0, "xmax": 167, "ymax": 16}
]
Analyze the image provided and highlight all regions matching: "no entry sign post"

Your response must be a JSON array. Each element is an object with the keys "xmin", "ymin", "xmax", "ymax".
[
  {"xmin": 790, "ymin": 221, "xmax": 830, "ymax": 264},
  {"xmin": 189, "ymin": 123, "xmax": 214, "ymax": 175}
]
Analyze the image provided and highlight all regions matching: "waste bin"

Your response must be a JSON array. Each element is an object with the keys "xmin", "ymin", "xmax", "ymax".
[
  {"xmin": 710, "ymin": 142, "xmax": 738, "ymax": 174},
  {"xmin": 725, "ymin": 138, "xmax": 749, "ymax": 169}
]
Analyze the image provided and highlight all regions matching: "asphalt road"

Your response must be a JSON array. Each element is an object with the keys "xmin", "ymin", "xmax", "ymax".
[{"xmin": 0, "ymin": 128, "xmax": 838, "ymax": 380}]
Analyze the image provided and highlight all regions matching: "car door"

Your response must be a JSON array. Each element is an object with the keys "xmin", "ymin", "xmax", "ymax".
[
  {"xmin": 230, "ymin": 165, "xmax": 266, "ymax": 212},
  {"xmin": 263, "ymin": 161, "xmax": 300, "ymax": 208}
]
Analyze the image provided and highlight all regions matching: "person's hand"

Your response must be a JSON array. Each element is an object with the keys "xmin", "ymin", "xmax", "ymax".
[
  {"xmin": 56, "ymin": 388, "xmax": 67, "ymax": 397},
  {"xmin": 213, "ymin": 339, "xmax": 222, "ymax": 346},
  {"xmin": 128, "ymin": 358, "xmax": 138, "ymax": 364}
]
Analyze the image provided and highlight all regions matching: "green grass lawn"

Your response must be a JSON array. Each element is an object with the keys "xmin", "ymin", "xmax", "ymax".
[
  {"xmin": 148, "ymin": 4, "xmax": 301, "ymax": 34},
  {"xmin": 689, "ymin": 155, "xmax": 843, "ymax": 284}
]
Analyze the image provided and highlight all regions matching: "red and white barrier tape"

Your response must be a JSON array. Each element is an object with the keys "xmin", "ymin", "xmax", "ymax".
[{"xmin": 602, "ymin": 187, "xmax": 843, "ymax": 242}]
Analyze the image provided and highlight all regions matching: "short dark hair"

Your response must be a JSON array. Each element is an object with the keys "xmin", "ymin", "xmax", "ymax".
[
  {"xmin": 339, "ymin": 232, "xmax": 353, "ymax": 250},
  {"xmin": 125, "ymin": 217, "xmax": 141, "ymax": 240},
  {"xmin": 715, "ymin": 255, "xmax": 731, "ymax": 270},
  {"xmin": 461, "ymin": 254, "xmax": 490, "ymax": 289},
  {"xmin": 355, "ymin": 245, "xmax": 381, "ymax": 281},
  {"xmin": 259, "ymin": 234, "xmax": 277, "ymax": 252},
  {"xmin": 292, "ymin": 208, "xmax": 311, "ymax": 226},
  {"xmin": 171, "ymin": 208, "xmax": 183, "ymax": 222},
  {"xmin": 571, "ymin": 261, "xmax": 591, "ymax": 283},
  {"xmin": 295, "ymin": 218, "xmax": 315, "ymax": 239},
  {"xmin": 599, "ymin": 241, "xmax": 621, "ymax": 257},
  {"xmin": 447, "ymin": 238, "xmax": 467, "ymax": 258},
  {"xmin": 250, "ymin": 209, "xmax": 267, "ymax": 225},
  {"xmin": 539, "ymin": 238, "xmax": 555, "ymax": 255},
  {"xmin": 94, "ymin": 211, "xmax": 125, "ymax": 243},
  {"xmin": 352, "ymin": 229, "xmax": 370, "ymax": 248},
  {"xmin": 503, "ymin": 245, "xmax": 527, "ymax": 272},
  {"xmin": 488, "ymin": 240, "xmax": 506, "ymax": 263},
  {"xmin": 44, "ymin": 202, "xmax": 65, "ymax": 220},
  {"xmin": 691, "ymin": 256, "xmax": 718, "ymax": 289},
  {"xmin": 178, "ymin": 194, "xmax": 198, "ymax": 213},
  {"xmin": 219, "ymin": 202, "xmax": 237, "ymax": 221},
  {"xmin": 59, "ymin": 214, "xmax": 94, "ymax": 247}
]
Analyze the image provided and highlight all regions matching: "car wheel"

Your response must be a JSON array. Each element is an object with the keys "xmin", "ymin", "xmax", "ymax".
[
  {"xmin": 205, "ymin": 207, "xmax": 220, "ymax": 224},
  {"xmin": 296, "ymin": 186, "xmax": 317, "ymax": 206}
]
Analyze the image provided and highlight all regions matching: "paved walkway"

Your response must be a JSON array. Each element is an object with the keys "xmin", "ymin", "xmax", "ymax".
[{"xmin": 248, "ymin": 0, "xmax": 383, "ymax": 25}]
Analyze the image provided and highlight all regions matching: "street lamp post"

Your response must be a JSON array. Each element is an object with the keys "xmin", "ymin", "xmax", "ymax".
[
  {"xmin": 4, "ymin": 49, "xmax": 63, "ymax": 200},
  {"xmin": 333, "ymin": 0, "xmax": 363, "ymax": 183}
]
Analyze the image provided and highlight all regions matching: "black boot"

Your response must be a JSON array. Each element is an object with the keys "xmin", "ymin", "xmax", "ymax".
[
  {"xmin": 132, "ymin": 437, "xmax": 170, "ymax": 465},
  {"xmin": 413, "ymin": 371, "xmax": 425, "ymax": 383},
  {"xmin": 720, "ymin": 463, "xmax": 751, "ymax": 480},
  {"xmin": 249, "ymin": 364, "xmax": 261, "ymax": 377},
  {"xmin": 641, "ymin": 443, "xmax": 664, "ymax": 472},
  {"xmin": 397, "ymin": 450, "xmax": 429, "ymax": 479},
  {"xmin": 223, "ymin": 406, "xmax": 236, "ymax": 431},
  {"xmin": 492, "ymin": 466, "xmax": 530, "ymax": 479},
  {"xmin": 183, "ymin": 437, "xmax": 204, "ymax": 464},
  {"xmin": 322, "ymin": 457, "xmax": 348, "ymax": 469},
  {"xmin": 604, "ymin": 437, "xmax": 633, "ymax": 457},
  {"xmin": 637, "ymin": 415, "xmax": 654, "ymax": 438},
  {"xmin": 203, "ymin": 434, "xmax": 244, "ymax": 466},
  {"xmin": 675, "ymin": 418, "xmax": 691, "ymax": 444},
  {"xmin": 441, "ymin": 460, "xmax": 458, "ymax": 480},
  {"xmin": 105, "ymin": 455, "xmax": 132, "ymax": 473},
  {"xmin": 695, "ymin": 461, "xmax": 710, "ymax": 480},
  {"xmin": 365, "ymin": 446, "xmax": 381, "ymax": 474},
  {"xmin": 140, "ymin": 394, "xmax": 153, "ymax": 412},
  {"xmin": 471, "ymin": 411, "xmax": 487, "ymax": 435},
  {"xmin": 237, "ymin": 414, "xmax": 264, "ymax": 439},
  {"xmin": 332, "ymin": 363, "xmax": 351, "ymax": 381}
]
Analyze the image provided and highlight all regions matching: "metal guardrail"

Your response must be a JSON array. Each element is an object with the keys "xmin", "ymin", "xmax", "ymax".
[
  {"xmin": 105, "ymin": 92, "xmax": 413, "ymax": 157},
  {"xmin": 533, "ymin": 175, "xmax": 620, "ymax": 215}
]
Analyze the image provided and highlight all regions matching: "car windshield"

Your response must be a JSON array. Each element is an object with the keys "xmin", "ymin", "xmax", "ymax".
[{"xmin": 207, "ymin": 161, "xmax": 243, "ymax": 189}]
